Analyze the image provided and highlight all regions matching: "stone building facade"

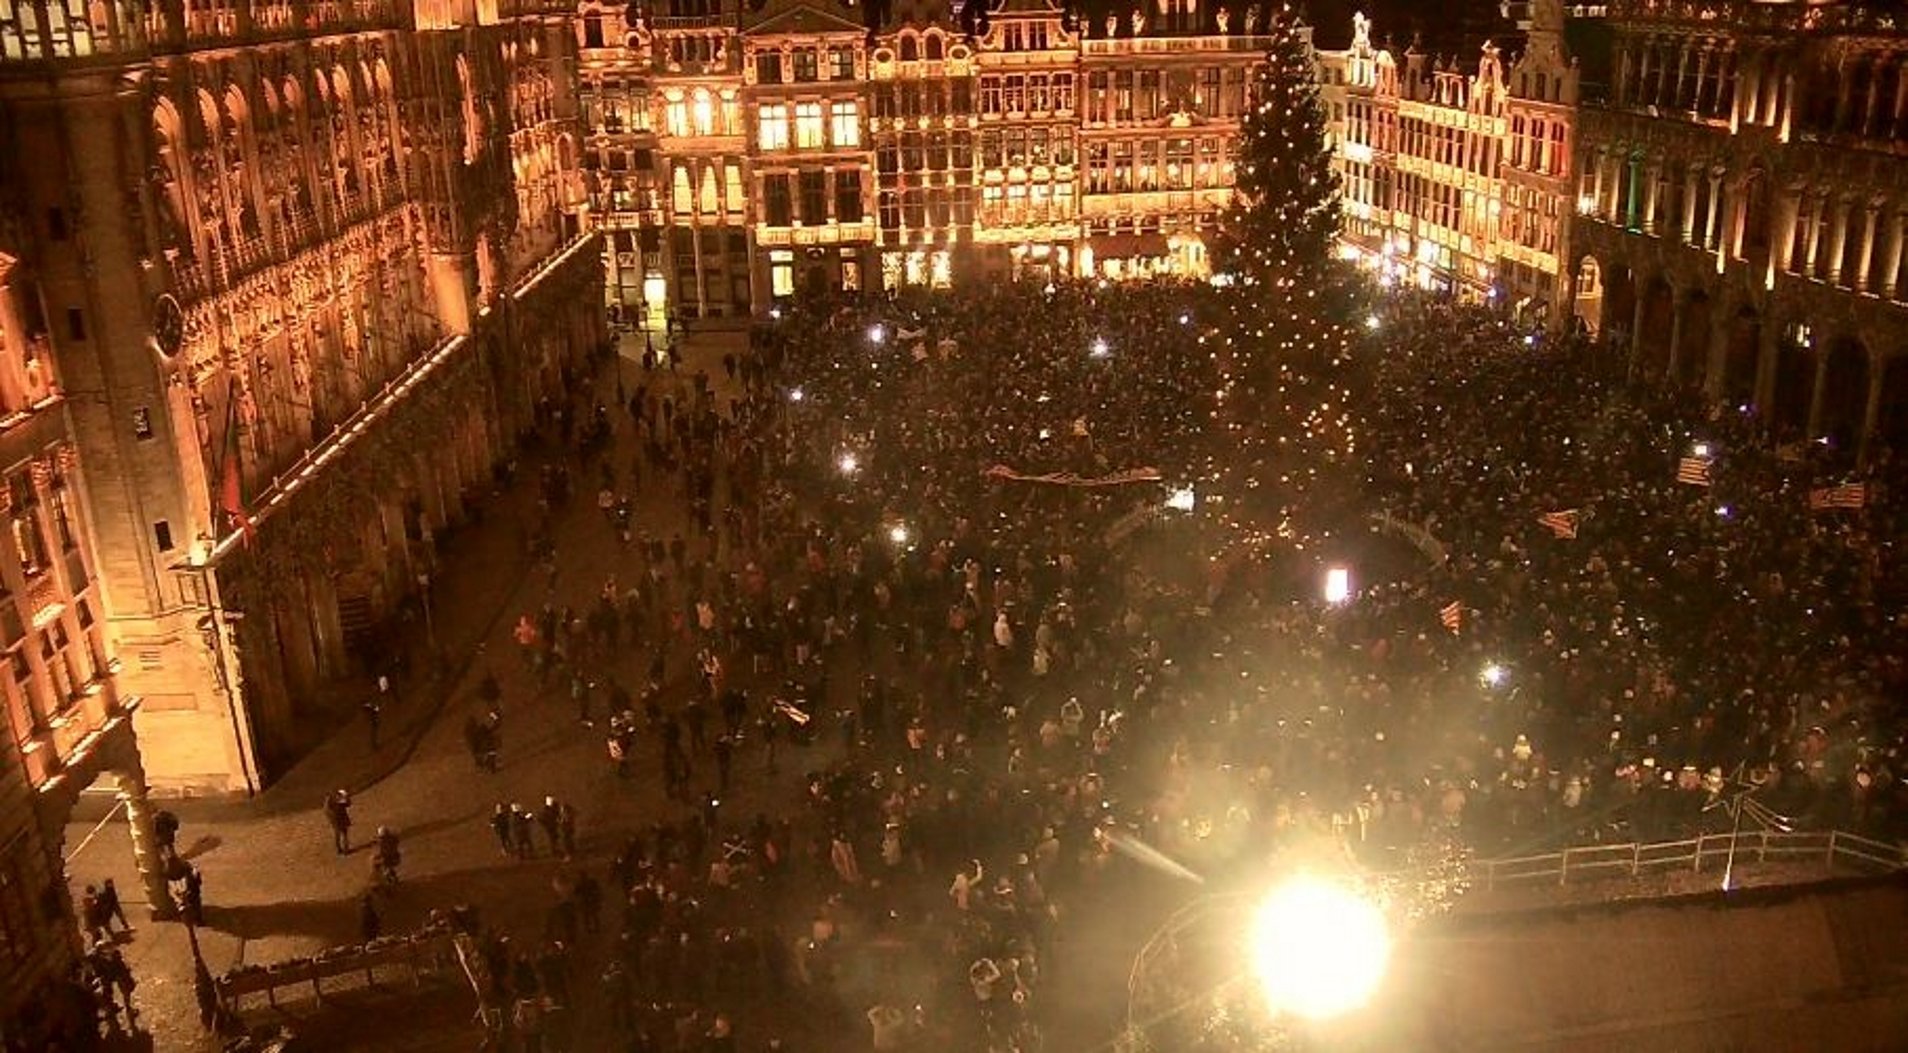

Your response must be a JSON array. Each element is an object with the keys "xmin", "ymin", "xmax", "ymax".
[
  {"xmin": 578, "ymin": 0, "xmax": 1275, "ymax": 316},
  {"xmin": 1571, "ymin": 0, "xmax": 1908, "ymax": 458},
  {"xmin": 0, "ymin": 223, "xmax": 170, "ymax": 1048},
  {"xmin": 0, "ymin": 0, "xmax": 605, "ymax": 793},
  {"xmin": 1320, "ymin": 1, "xmax": 1580, "ymax": 319}
]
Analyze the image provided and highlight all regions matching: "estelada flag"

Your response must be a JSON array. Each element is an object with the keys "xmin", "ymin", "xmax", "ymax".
[
  {"xmin": 1536, "ymin": 509, "xmax": 1580, "ymax": 539},
  {"xmin": 1675, "ymin": 456, "xmax": 1713, "ymax": 487},
  {"xmin": 1808, "ymin": 483, "xmax": 1867, "ymax": 511},
  {"xmin": 1438, "ymin": 601, "xmax": 1463, "ymax": 634}
]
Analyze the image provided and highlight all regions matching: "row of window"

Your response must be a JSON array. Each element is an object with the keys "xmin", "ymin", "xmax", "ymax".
[
  {"xmin": 1083, "ymin": 139, "xmax": 1234, "ymax": 194},
  {"xmin": 756, "ymin": 46, "xmax": 857, "ymax": 85},
  {"xmin": 760, "ymin": 170, "xmax": 866, "ymax": 227},
  {"xmin": 978, "ymin": 74, "xmax": 1077, "ymax": 117},
  {"xmin": 1080, "ymin": 68, "xmax": 1251, "ymax": 124},
  {"xmin": 871, "ymin": 81, "xmax": 976, "ymax": 120},
  {"xmin": 876, "ymin": 188, "xmax": 977, "ymax": 232},
  {"xmin": 874, "ymin": 128, "xmax": 1081, "ymax": 174},
  {"xmin": 757, "ymin": 101, "xmax": 861, "ymax": 151}
]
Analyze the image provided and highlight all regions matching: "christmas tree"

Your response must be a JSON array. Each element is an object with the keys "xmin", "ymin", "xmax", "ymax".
[{"xmin": 1205, "ymin": 4, "xmax": 1363, "ymax": 547}]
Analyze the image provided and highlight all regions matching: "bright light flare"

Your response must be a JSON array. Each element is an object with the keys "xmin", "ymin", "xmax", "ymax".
[
  {"xmin": 837, "ymin": 453, "xmax": 860, "ymax": 475},
  {"xmin": 868, "ymin": 325, "xmax": 886, "ymax": 345},
  {"xmin": 1365, "ymin": 313, "xmax": 1381, "ymax": 331},
  {"xmin": 1323, "ymin": 566, "xmax": 1352, "ymax": 605},
  {"xmin": 1166, "ymin": 486, "xmax": 1196, "ymax": 512},
  {"xmin": 887, "ymin": 524, "xmax": 910, "ymax": 546},
  {"xmin": 1692, "ymin": 442, "xmax": 1711, "ymax": 458},
  {"xmin": 789, "ymin": 387, "xmax": 805, "ymax": 403},
  {"xmin": 1480, "ymin": 662, "xmax": 1507, "ymax": 687},
  {"xmin": 1090, "ymin": 337, "xmax": 1111, "ymax": 359},
  {"xmin": 1249, "ymin": 876, "xmax": 1390, "ymax": 1020}
]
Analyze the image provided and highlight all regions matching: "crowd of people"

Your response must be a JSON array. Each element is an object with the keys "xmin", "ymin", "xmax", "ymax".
[{"xmin": 174, "ymin": 273, "xmax": 1907, "ymax": 1053}]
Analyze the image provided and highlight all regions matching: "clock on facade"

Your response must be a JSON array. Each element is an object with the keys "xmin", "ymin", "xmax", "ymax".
[{"xmin": 150, "ymin": 292, "xmax": 185, "ymax": 359}]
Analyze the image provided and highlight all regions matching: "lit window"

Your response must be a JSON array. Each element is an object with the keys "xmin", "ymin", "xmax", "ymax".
[
  {"xmin": 672, "ymin": 165, "xmax": 693, "ymax": 215},
  {"xmin": 666, "ymin": 98, "xmax": 689, "ymax": 137},
  {"xmin": 692, "ymin": 89, "xmax": 715, "ymax": 136},
  {"xmin": 725, "ymin": 162, "xmax": 746, "ymax": 216},
  {"xmin": 770, "ymin": 249, "xmax": 795, "ymax": 296},
  {"xmin": 699, "ymin": 165, "xmax": 720, "ymax": 214},
  {"xmin": 830, "ymin": 101, "xmax": 860, "ymax": 148},
  {"xmin": 758, "ymin": 104, "xmax": 789, "ymax": 150},
  {"xmin": 795, "ymin": 102, "xmax": 825, "ymax": 149}
]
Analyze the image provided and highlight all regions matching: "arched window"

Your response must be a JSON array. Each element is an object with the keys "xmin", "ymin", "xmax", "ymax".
[
  {"xmin": 899, "ymin": 35, "xmax": 918, "ymax": 62},
  {"xmin": 925, "ymin": 33, "xmax": 943, "ymax": 61}
]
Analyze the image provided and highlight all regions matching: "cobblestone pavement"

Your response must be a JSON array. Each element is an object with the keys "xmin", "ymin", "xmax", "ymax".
[{"xmin": 65, "ymin": 325, "xmax": 853, "ymax": 1052}]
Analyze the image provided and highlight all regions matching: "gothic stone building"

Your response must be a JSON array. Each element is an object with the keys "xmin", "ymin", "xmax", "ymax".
[
  {"xmin": 0, "ymin": 0, "xmax": 605, "ymax": 793},
  {"xmin": 1573, "ymin": 0, "xmax": 1908, "ymax": 458}
]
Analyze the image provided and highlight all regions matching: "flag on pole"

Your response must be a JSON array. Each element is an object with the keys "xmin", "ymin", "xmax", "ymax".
[
  {"xmin": 1808, "ymin": 483, "xmax": 1868, "ymax": 511},
  {"xmin": 216, "ymin": 394, "xmax": 254, "ymax": 544},
  {"xmin": 1438, "ymin": 600, "xmax": 1463, "ymax": 634},
  {"xmin": 1675, "ymin": 456, "xmax": 1713, "ymax": 487},
  {"xmin": 1536, "ymin": 509, "xmax": 1580, "ymax": 539}
]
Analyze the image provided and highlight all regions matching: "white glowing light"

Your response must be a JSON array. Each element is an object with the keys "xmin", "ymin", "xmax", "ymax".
[
  {"xmin": 1323, "ymin": 566, "xmax": 1352, "ymax": 605},
  {"xmin": 838, "ymin": 453, "xmax": 859, "ymax": 475},
  {"xmin": 1481, "ymin": 662, "xmax": 1507, "ymax": 687},
  {"xmin": 1090, "ymin": 337, "xmax": 1111, "ymax": 359},
  {"xmin": 1249, "ymin": 876, "xmax": 1391, "ymax": 1020},
  {"xmin": 868, "ymin": 325, "xmax": 886, "ymax": 345},
  {"xmin": 1038, "ymin": 428, "xmax": 1052, "ymax": 440},
  {"xmin": 789, "ymin": 387, "xmax": 805, "ymax": 403},
  {"xmin": 888, "ymin": 524, "xmax": 909, "ymax": 545},
  {"xmin": 1365, "ymin": 313, "xmax": 1381, "ymax": 331},
  {"xmin": 1179, "ymin": 313, "xmax": 1192, "ymax": 325},
  {"xmin": 1523, "ymin": 334, "xmax": 1537, "ymax": 347},
  {"xmin": 1692, "ymin": 442, "xmax": 1711, "ymax": 458},
  {"xmin": 1715, "ymin": 505, "xmax": 1731, "ymax": 518},
  {"xmin": 770, "ymin": 306, "xmax": 782, "ymax": 320},
  {"xmin": 1166, "ymin": 487, "xmax": 1196, "ymax": 512}
]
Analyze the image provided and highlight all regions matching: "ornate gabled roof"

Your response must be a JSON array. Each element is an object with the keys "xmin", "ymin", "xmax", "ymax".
[{"xmin": 744, "ymin": 0, "xmax": 864, "ymax": 35}]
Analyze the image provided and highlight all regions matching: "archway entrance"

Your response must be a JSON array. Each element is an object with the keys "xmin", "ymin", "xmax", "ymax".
[
  {"xmin": 1677, "ymin": 291, "xmax": 1713, "ymax": 391},
  {"xmin": 1818, "ymin": 337, "xmax": 1869, "ymax": 451},
  {"xmin": 1772, "ymin": 328, "xmax": 1814, "ymax": 438},
  {"xmin": 1638, "ymin": 276, "xmax": 1675, "ymax": 381},
  {"xmin": 1720, "ymin": 306, "xmax": 1762, "ymax": 406}
]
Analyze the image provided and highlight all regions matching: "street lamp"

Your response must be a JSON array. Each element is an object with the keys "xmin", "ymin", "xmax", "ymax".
[{"xmin": 1248, "ymin": 875, "xmax": 1391, "ymax": 1020}]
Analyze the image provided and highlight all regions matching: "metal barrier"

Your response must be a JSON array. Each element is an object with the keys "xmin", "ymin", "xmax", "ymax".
[{"xmin": 1475, "ymin": 829, "xmax": 1905, "ymax": 892}]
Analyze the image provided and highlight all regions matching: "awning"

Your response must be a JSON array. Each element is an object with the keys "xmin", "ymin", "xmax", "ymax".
[{"xmin": 1088, "ymin": 233, "xmax": 1172, "ymax": 259}]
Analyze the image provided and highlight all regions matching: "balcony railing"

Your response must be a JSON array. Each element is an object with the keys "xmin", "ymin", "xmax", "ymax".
[
  {"xmin": 1081, "ymin": 33, "xmax": 1274, "ymax": 57},
  {"xmin": 1476, "ymin": 829, "xmax": 1904, "ymax": 893}
]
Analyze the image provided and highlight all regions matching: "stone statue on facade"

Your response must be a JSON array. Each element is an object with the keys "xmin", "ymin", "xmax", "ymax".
[{"xmin": 1216, "ymin": 7, "xmax": 1229, "ymax": 34}]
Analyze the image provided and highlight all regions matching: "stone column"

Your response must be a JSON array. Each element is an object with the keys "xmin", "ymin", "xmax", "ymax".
[
  {"xmin": 1630, "ymin": 282, "xmax": 1649, "ymax": 374},
  {"xmin": 1706, "ymin": 311, "xmax": 1732, "ymax": 401},
  {"xmin": 1881, "ymin": 210, "xmax": 1904, "ymax": 301},
  {"xmin": 1773, "ymin": 187, "xmax": 1801, "ymax": 276},
  {"xmin": 1665, "ymin": 296, "xmax": 1686, "ymax": 381},
  {"xmin": 1859, "ymin": 360, "xmax": 1887, "ymax": 465},
  {"xmin": 1739, "ymin": 52, "xmax": 1761, "ymax": 127},
  {"xmin": 1681, "ymin": 167, "xmax": 1700, "ymax": 245},
  {"xmin": 1642, "ymin": 162, "xmax": 1662, "ymax": 234},
  {"xmin": 1704, "ymin": 171, "xmax": 1724, "ymax": 250},
  {"xmin": 1693, "ymin": 46, "xmax": 1712, "ymax": 114},
  {"xmin": 116, "ymin": 767, "xmax": 178, "ymax": 920},
  {"xmin": 1806, "ymin": 347, "xmax": 1832, "ymax": 437},
  {"xmin": 1751, "ymin": 318, "xmax": 1778, "ymax": 411},
  {"xmin": 1803, "ymin": 193, "xmax": 1824, "ymax": 277},
  {"xmin": 1825, "ymin": 197, "xmax": 1850, "ymax": 286},
  {"xmin": 1854, "ymin": 201, "xmax": 1879, "ymax": 293}
]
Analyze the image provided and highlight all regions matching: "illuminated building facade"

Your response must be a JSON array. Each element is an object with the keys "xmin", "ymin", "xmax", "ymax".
[
  {"xmin": 1322, "ymin": 3, "xmax": 1577, "ymax": 319},
  {"xmin": 580, "ymin": 0, "xmax": 1273, "ymax": 313},
  {"xmin": 1572, "ymin": 0, "xmax": 1908, "ymax": 457},
  {"xmin": 0, "ymin": 222, "xmax": 170, "ymax": 1046},
  {"xmin": 0, "ymin": 0, "xmax": 603, "ymax": 792},
  {"xmin": 871, "ymin": 3, "xmax": 977, "ymax": 290}
]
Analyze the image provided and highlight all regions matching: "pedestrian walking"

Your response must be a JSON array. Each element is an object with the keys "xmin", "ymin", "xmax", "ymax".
[
  {"xmin": 490, "ymin": 804, "xmax": 514, "ymax": 856},
  {"xmin": 100, "ymin": 877, "xmax": 131, "ymax": 934},
  {"xmin": 325, "ymin": 789, "xmax": 353, "ymax": 854},
  {"xmin": 359, "ymin": 892, "xmax": 382, "ymax": 942}
]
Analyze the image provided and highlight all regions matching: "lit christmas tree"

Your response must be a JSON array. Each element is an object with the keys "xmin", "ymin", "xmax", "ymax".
[{"xmin": 1205, "ymin": 4, "xmax": 1364, "ymax": 545}]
